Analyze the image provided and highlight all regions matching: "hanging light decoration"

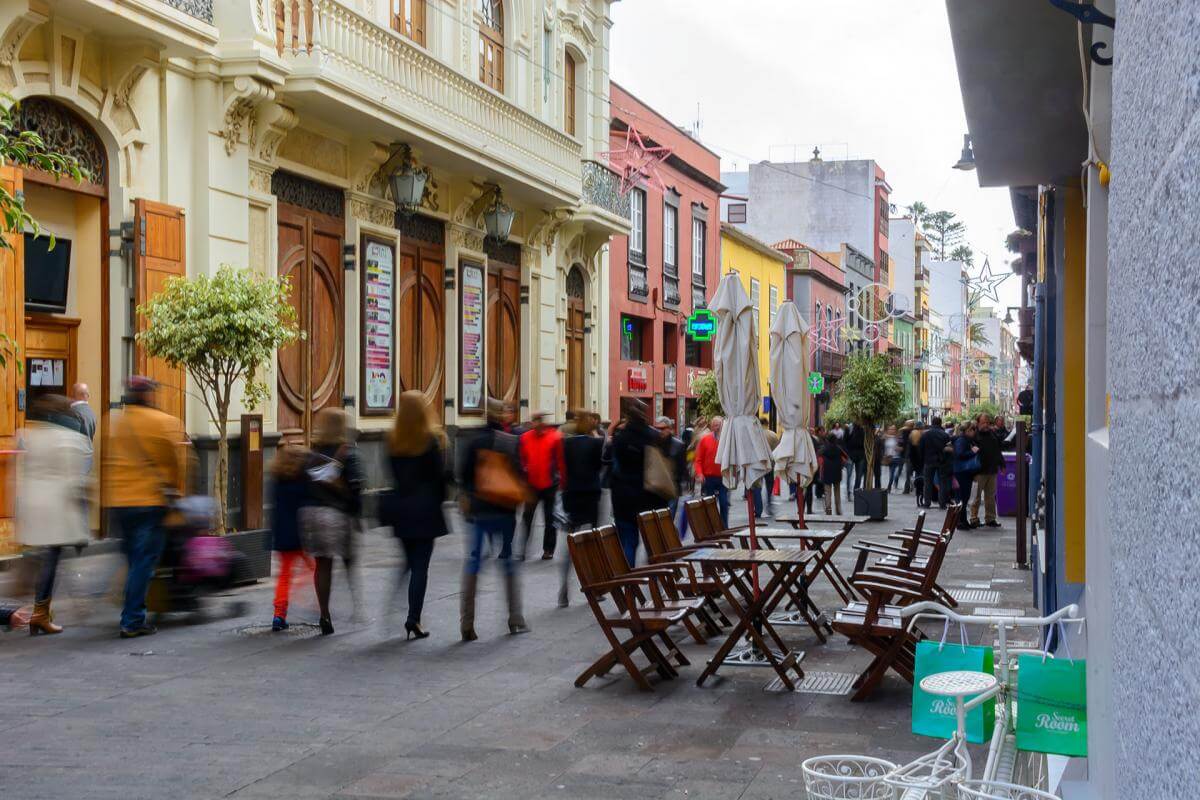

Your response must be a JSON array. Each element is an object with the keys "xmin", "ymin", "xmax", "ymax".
[
  {"xmin": 388, "ymin": 144, "xmax": 428, "ymax": 218},
  {"xmin": 482, "ymin": 185, "xmax": 514, "ymax": 244}
]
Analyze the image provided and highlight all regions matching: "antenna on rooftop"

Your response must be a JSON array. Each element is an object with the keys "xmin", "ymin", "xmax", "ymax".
[{"xmin": 692, "ymin": 102, "xmax": 702, "ymax": 138}]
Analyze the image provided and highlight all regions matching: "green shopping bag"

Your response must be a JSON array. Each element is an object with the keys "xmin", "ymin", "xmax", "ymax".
[
  {"xmin": 912, "ymin": 629, "xmax": 995, "ymax": 744},
  {"xmin": 1016, "ymin": 653, "xmax": 1087, "ymax": 756}
]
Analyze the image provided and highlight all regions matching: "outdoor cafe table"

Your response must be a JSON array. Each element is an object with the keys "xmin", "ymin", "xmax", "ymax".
[
  {"xmin": 731, "ymin": 527, "xmax": 860, "ymax": 606},
  {"xmin": 681, "ymin": 547, "xmax": 816, "ymax": 691},
  {"xmin": 771, "ymin": 511, "xmax": 870, "ymax": 530}
]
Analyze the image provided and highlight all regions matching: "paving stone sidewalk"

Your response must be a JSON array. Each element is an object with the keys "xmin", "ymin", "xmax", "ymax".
[{"xmin": 0, "ymin": 486, "xmax": 1036, "ymax": 800}]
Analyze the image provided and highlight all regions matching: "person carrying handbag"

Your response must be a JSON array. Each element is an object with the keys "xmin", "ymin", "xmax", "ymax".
[
  {"xmin": 102, "ymin": 376, "xmax": 185, "ymax": 639},
  {"xmin": 457, "ymin": 400, "xmax": 530, "ymax": 641},
  {"xmin": 379, "ymin": 391, "xmax": 451, "ymax": 640},
  {"xmin": 953, "ymin": 423, "xmax": 981, "ymax": 526}
]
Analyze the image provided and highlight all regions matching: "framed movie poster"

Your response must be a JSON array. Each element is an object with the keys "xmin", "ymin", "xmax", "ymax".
[
  {"xmin": 360, "ymin": 235, "xmax": 396, "ymax": 414},
  {"xmin": 458, "ymin": 260, "xmax": 486, "ymax": 414}
]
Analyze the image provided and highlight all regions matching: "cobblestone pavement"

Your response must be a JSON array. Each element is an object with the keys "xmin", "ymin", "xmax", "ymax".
[{"xmin": 0, "ymin": 485, "xmax": 1036, "ymax": 800}]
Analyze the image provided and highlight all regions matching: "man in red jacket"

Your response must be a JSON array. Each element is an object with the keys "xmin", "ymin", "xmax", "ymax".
[
  {"xmin": 518, "ymin": 411, "xmax": 566, "ymax": 560},
  {"xmin": 693, "ymin": 415, "xmax": 728, "ymax": 527}
]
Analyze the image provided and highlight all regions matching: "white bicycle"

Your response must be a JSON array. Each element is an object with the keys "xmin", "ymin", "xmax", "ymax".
[{"xmin": 802, "ymin": 602, "xmax": 1085, "ymax": 800}]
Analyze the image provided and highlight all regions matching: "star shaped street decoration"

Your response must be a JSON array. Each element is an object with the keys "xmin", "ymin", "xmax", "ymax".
[
  {"xmin": 600, "ymin": 123, "xmax": 673, "ymax": 195},
  {"xmin": 961, "ymin": 257, "xmax": 1011, "ymax": 304}
]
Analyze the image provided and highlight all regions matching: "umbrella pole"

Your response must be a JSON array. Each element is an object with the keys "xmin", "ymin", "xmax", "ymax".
[{"xmin": 796, "ymin": 480, "xmax": 806, "ymax": 530}]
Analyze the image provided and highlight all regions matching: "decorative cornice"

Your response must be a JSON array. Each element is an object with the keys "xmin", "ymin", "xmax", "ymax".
[
  {"xmin": 0, "ymin": 7, "xmax": 48, "ymax": 69},
  {"xmin": 250, "ymin": 101, "xmax": 298, "ymax": 165},
  {"xmin": 529, "ymin": 207, "xmax": 575, "ymax": 254},
  {"xmin": 108, "ymin": 43, "xmax": 159, "ymax": 111},
  {"xmin": 448, "ymin": 222, "xmax": 484, "ymax": 254},
  {"xmin": 347, "ymin": 190, "xmax": 396, "ymax": 229},
  {"xmin": 451, "ymin": 181, "xmax": 491, "ymax": 225}
]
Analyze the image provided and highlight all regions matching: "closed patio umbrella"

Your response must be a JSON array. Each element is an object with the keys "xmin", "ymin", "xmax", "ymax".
[
  {"xmin": 711, "ymin": 272, "xmax": 772, "ymax": 549},
  {"xmin": 769, "ymin": 300, "xmax": 818, "ymax": 524}
]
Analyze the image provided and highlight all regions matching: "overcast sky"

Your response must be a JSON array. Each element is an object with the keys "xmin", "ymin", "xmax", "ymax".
[{"xmin": 609, "ymin": 0, "xmax": 1022, "ymax": 315}]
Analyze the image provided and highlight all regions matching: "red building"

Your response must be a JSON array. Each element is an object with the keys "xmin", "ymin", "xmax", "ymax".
[{"xmin": 607, "ymin": 83, "xmax": 724, "ymax": 426}]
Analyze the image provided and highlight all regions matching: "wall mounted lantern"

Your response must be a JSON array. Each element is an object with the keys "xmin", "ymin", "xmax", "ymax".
[
  {"xmin": 482, "ymin": 185, "xmax": 515, "ymax": 244},
  {"xmin": 387, "ymin": 143, "xmax": 428, "ymax": 218}
]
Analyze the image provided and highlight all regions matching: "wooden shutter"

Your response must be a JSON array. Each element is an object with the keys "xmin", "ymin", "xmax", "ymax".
[
  {"xmin": 134, "ymin": 198, "xmax": 186, "ymax": 422},
  {"xmin": 564, "ymin": 53, "xmax": 576, "ymax": 136},
  {"xmin": 0, "ymin": 166, "xmax": 24, "ymax": 552}
]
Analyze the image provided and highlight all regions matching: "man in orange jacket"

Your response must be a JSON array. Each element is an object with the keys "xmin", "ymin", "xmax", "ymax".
[
  {"xmin": 518, "ymin": 411, "xmax": 566, "ymax": 560},
  {"xmin": 693, "ymin": 415, "xmax": 728, "ymax": 527}
]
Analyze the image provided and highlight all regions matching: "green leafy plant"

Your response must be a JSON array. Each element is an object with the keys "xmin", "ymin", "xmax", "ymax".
[
  {"xmin": 691, "ymin": 370, "xmax": 723, "ymax": 421},
  {"xmin": 966, "ymin": 400, "xmax": 1002, "ymax": 420},
  {"xmin": 137, "ymin": 265, "xmax": 302, "ymax": 532},
  {"xmin": 0, "ymin": 94, "xmax": 87, "ymax": 370},
  {"xmin": 950, "ymin": 244, "xmax": 975, "ymax": 268},
  {"xmin": 825, "ymin": 352, "xmax": 905, "ymax": 490}
]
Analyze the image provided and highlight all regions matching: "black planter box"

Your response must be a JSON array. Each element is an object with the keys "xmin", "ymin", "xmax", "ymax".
[
  {"xmin": 225, "ymin": 528, "xmax": 272, "ymax": 584},
  {"xmin": 853, "ymin": 488, "xmax": 889, "ymax": 521}
]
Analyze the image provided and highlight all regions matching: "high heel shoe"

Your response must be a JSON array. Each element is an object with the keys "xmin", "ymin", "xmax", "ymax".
[
  {"xmin": 404, "ymin": 621, "xmax": 430, "ymax": 640},
  {"xmin": 29, "ymin": 600, "xmax": 63, "ymax": 636},
  {"xmin": 319, "ymin": 617, "xmax": 334, "ymax": 636}
]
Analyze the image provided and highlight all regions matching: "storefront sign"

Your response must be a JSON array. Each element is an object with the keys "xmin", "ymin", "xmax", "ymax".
[
  {"xmin": 459, "ymin": 261, "xmax": 486, "ymax": 414},
  {"xmin": 360, "ymin": 236, "xmax": 395, "ymax": 414},
  {"xmin": 686, "ymin": 308, "xmax": 718, "ymax": 341},
  {"xmin": 628, "ymin": 366, "xmax": 649, "ymax": 392}
]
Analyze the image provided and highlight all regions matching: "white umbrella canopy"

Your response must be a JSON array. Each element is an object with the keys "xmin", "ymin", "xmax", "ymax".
[
  {"xmin": 769, "ymin": 300, "xmax": 818, "ymax": 488},
  {"xmin": 711, "ymin": 272, "xmax": 772, "ymax": 490}
]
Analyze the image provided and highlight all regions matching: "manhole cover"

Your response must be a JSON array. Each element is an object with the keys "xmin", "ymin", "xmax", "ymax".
[{"xmin": 231, "ymin": 622, "xmax": 324, "ymax": 638}]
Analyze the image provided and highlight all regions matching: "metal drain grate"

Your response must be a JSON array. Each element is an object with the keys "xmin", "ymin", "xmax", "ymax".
[
  {"xmin": 951, "ymin": 588, "xmax": 1001, "ymax": 604},
  {"xmin": 961, "ymin": 581, "xmax": 993, "ymax": 589},
  {"xmin": 765, "ymin": 670, "xmax": 859, "ymax": 695}
]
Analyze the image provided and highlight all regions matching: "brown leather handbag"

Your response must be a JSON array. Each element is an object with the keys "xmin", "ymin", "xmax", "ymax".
[{"xmin": 474, "ymin": 449, "xmax": 530, "ymax": 509}]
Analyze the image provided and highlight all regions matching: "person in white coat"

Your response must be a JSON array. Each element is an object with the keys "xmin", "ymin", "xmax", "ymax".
[{"xmin": 17, "ymin": 394, "xmax": 91, "ymax": 635}]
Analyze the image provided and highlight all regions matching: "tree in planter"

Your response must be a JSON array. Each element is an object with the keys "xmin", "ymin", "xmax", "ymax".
[
  {"xmin": 137, "ymin": 265, "xmax": 301, "ymax": 533},
  {"xmin": 1, "ymin": 94, "xmax": 87, "ymax": 369},
  {"xmin": 691, "ymin": 370, "xmax": 724, "ymax": 421},
  {"xmin": 825, "ymin": 352, "xmax": 905, "ymax": 491}
]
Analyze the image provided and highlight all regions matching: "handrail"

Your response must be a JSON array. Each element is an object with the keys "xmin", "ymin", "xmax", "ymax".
[{"xmin": 899, "ymin": 601, "xmax": 1082, "ymax": 628}]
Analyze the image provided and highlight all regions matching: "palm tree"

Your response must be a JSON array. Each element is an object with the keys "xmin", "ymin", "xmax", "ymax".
[{"xmin": 907, "ymin": 201, "xmax": 928, "ymax": 227}]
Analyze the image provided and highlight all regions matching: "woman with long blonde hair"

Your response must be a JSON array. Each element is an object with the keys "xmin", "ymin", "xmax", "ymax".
[{"xmin": 380, "ymin": 391, "xmax": 450, "ymax": 639}]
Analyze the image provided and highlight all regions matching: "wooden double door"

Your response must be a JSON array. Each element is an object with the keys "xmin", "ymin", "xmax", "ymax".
[
  {"xmin": 277, "ymin": 202, "xmax": 344, "ymax": 436},
  {"xmin": 565, "ymin": 266, "xmax": 586, "ymax": 411},
  {"xmin": 397, "ymin": 230, "xmax": 445, "ymax": 418}
]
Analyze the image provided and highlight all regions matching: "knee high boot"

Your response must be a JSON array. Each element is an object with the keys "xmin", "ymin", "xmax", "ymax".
[
  {"xmin": 505, "ymin": 572, "xmax": 529, "ymax": 634},
  {"xmin": 460, "ymin": 573, "xmax": 478, "ymax": 641}
]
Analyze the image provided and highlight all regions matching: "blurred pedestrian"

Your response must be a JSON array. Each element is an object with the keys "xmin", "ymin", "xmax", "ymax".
[
  {"xmin": 883, "ymin": 425, "xmax": 902, "ymax": 492},
  {"xmin": 69, "ymin": 383, "xmax": 97, "ymax": 452},
  {"xmin": 953, "ymin": 422, "xmax": 981, "ymax": 527},
  {"xmin": 18, "ymin": 394, "xmax": 91, "ymax": 635},
  {"xmin": 301, "ymin": 407, "xmax": 364, "ymax": 636},
  {"xmin": 268, "ymin": 443, "xmax": 314, "ymax": 631},
  {"xmin": 559, "ymin": 410, "xmax": 604, "ymax": 606},
  {"xmin": 694, "ymin": 415, "xmax": 727, "ymax": 526},
  {"xmin": 383, "ymin": 391, "xmax": 450, "ymax": 639},
  {"xmin": 920, "ymin": 415, "xmax": 953, "ymax": 510},
  {"xmin": 517, "ymin": 410, "xmax": 565, "ymax": 560},
  {"xmin": 843, "ymin": 422, "xmax": 866, "ymax": 497},
  {"xmin": 819, "ymin": 433, "xmax": 848, "ymax": 515},
  {"xmin": 909, "ymin": 423, "xmax": 926, "ymax": 505},
  {"xmin": 103, "ymin": 376, "xmax": 184, "ymax": 638},
  {"xmin": 654, "ymin": 415, "xmax": 687, "ymax": 522},
  {"xmin": 458, "ymin": 399, "xmax": 529, "ymax": 640},
  {"xmin": 609, "ymin": 400, "xmax": 663, "ymax": 566},
  {"xmin": 970, "ymin": 414, "xmax": 1003, "ymax": 528}
]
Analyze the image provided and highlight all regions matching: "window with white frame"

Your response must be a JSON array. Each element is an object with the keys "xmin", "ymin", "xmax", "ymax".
[
  {"xmin": 750, "ymin": 278, "xmax": 761, "ymax": 333},
  {"xmin": 691, "ymin": 217, "xmax": 706, "ymax": 280},
  {"xmin": 769, "ymin": 285, "xmax": 779, "ymax": 327},
  {"xmin": 629, "ymin": 189, "xmax": 646, "ymax": 262},
  {"xmin": 542, "ymin": 28, "xmax": 552, "ymax": 107},
  {"xmin": 663, "ymin": 203, "xmax": 677, "ymax": 272}
]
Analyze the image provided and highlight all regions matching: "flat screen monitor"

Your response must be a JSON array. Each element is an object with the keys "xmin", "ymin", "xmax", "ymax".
[{"xmin": 24, "ymin": 232, "xmax": 71, "ymax": 314}]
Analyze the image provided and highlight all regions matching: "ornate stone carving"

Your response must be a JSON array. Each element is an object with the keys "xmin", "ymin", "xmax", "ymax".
[
  {"xmin": 221, "ymin": 76, "xmax": 275, "ymax": 156},
  {"xmin": 271, "ymin": 170, "xmax": 345, "ymax": 218},
  {"xmin": 529, "ymin": 207, "xmax": 575, "ymax": 255},
  {"xmin": 160, "ymin": 0, "xmax": 214, "ymax": 23},
  {"xmin": 15, "ymin": 97, "xmax": 107, "ymax": 186},
  {"xmin": 0, "ymin": 10, "xmax": 48, "ymax": 69},
  {"xmin": 452, "ymin": 181, "xmax": 491, "ymax": 225},
  {"xmin": 251, "ymin": 101, "xmax": 298, "ymax": 165},
  {"xmin": 448, "ymin": 223, "xmax": 485, "ymax": 253},
  {"xmin": 348, "ymin": 191, "xmax": 396, "ymax": 228},
  {"xmin": 249, "ymin": 164, "xmax": 274, "ymax": 194},
  {"xmin": 349, "ymin": 141, "xmax": 391, "ymax": 194},
  {"xmin": 108, "ymin": 44, "xmax": 158, "ymax": 111},
  {"xmin": 421, "ymin": 174, "xmax": 441, "ymax": 213}
]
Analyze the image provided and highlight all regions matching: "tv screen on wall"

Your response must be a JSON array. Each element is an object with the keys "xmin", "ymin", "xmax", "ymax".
[{"xmin": 23, "ymin": 232, "xmax": 71, "ymax": 314}]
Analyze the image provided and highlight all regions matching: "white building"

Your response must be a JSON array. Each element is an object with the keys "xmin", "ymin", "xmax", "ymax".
[{"xmin": 0, "ymin": 0, "xmax": 628, "ymax": 528}]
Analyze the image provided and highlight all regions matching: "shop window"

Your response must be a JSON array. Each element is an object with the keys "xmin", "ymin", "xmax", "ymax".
[
  {"xmin": 685, "ymin": 338, "xmax": 711, "ymax": 369},
  {"xmin": 620, "ymin": 315, "xmax": 649, "ymax": 361}
]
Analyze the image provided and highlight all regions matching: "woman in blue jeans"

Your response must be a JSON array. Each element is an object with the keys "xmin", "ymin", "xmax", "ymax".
[{"xmin": 458, "ymin": 401, "xmax": 528, "ymax": 641}]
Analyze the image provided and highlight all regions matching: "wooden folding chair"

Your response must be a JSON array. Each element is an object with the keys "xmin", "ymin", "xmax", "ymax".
[
  {"xmin": 637, "ymin": 509, "xmax": 733, "ymax": 633},
  {"xmin": 852, "ymin": 506, "xmax": 960, "ymax": 608},
  {"xmin": 685, "ymin": 496, "xmax": 748, "ymax": 545},
  {"xmin": 831, "ymin": 572, "xmax": 928, "ymax": 701},
  {"xmin": 568, "ymin": 528, "xmax": 695, "ymax": 691}
]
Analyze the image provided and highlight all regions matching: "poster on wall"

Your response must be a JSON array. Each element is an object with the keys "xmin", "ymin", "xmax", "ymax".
[
  {"xmin": 361, "ymin": 236, "xmax": 395, "ymax": 414},
  {"xmin": 459, "ymin": 261, "xmax": 485, "ymax": 414}
]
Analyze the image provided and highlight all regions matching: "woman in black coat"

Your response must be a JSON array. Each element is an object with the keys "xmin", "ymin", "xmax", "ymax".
[
  {"xmin": 608, "ymin": 400, "xmax": 663, "ymax": 567},
  {"xmin": 383, "ymin": 391, "xmax": 451, "ymax": 639},
  {"xmin": 559, "ymin": 411, "xmax": 604, "ymax": 606}
]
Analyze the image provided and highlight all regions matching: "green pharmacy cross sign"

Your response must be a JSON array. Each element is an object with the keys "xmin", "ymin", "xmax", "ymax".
[
  {"xmin": 807, "ymin": 372, "xmax": 825, "ymax": 395},
  {"xmin": 686, "ymin": 309, "xmax": 718, "ymax": 342}
]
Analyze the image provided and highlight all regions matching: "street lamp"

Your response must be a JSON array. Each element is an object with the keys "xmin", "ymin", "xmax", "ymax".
[
  {"xmin": 952, "ymin": 134, "xmax": 976, "ymax": 171},
  {"xmin": 482, "ymin": 185, "xmax": 515, "ymax": 244},
  {"xmin": 387, "ymin": 143, "xmax": 428, "ymax": 218},
  {"xmin": 1003, "ymin": 306, "xmax": 1021, "ymax": 325}
]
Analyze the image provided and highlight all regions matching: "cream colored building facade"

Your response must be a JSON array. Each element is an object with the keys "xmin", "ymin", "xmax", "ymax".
[{"xmin": 0, "ymin": 0, "xmax": 627, "ymax": 463}]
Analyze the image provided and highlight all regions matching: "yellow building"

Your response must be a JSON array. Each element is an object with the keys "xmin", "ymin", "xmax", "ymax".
[{"xmin": 719, "ymin": 223, "xmax": 790, "ymax": 403}]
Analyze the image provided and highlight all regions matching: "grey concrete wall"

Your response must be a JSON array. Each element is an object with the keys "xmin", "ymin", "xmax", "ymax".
[
  {"xmin": 743, "ymin": 160, "xmax": 874, "ymax": 255},
  {"xmin": 1107, "ymin": 3, "xmax": 1200, "ymax": 797}
]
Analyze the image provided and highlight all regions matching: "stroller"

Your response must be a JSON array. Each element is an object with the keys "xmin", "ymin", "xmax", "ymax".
[{"xmin": 147, "ymin": 496, "xmax": 248, "ymax": 623}]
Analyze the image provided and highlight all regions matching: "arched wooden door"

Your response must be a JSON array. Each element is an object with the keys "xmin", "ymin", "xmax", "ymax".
[
  {"xmin": 486, "ymin": 243, "xmax": 521, "ymax": 406},
  {"xmin": 275, "ymin": 174, "xmax": 345, "ymax": 438},
  {"xmin": 566, "ymin": 266, "xmax": 586, "ymax": 411},
  {"xmin": 396, "ymin": 215, "xmax": 445, "ymax": 418}
]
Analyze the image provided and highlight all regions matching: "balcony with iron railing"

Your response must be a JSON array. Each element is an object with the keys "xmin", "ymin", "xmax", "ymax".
[
  {"xmin": 692, "ymin": 282, "xmax": 707, "ymax": 310},
  {"xmin": 663, "ymin": 273, "xmax": 681, "ymax": 309},
  {"xmin": 628, "ymin": 263, "xmax": 650, "ymax": 300},
  {"xmin": 581, "ymin": 160, "xmax": 631, "ymax": 223},
  {"xmin": 264, "ymin": 0, "xmax": 584, "ymax": 200}
]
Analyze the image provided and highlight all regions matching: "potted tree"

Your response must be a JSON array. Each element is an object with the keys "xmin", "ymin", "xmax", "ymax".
[
  {"xmin": 137, "ymin": 265, "xmax": 301, "ymax": 540},
  {"xmin": 826, "ymin": 352, "xmax": 904, "ymax": 520}
]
